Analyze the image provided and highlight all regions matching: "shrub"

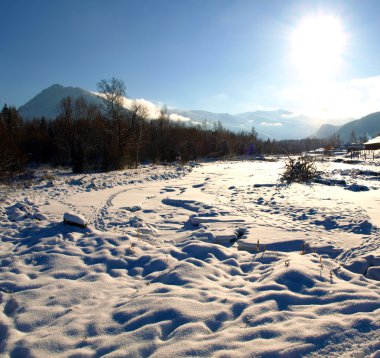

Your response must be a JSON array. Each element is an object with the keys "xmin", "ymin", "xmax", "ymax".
[{"xmin": 281, "ymin": 155, "xmax": 317, "ymax": 183}]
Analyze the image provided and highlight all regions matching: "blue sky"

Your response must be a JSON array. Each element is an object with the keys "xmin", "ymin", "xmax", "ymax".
[{"xmin": 1, "ymin": 0, "xmax": 380, "ymax": 120}]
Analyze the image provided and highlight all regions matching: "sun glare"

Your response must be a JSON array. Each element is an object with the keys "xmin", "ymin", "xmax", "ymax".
[{"xmin": 291, "ymin": 15, "xmax": 346, "ymax": 81}]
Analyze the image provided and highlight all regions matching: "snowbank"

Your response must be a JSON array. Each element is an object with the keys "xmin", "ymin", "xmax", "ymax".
[{"xmin": 0, "ymin": 159, "xmax": 379, "ymax": 357}]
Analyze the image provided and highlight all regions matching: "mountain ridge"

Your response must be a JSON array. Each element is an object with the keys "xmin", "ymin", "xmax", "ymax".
[
  {"xmin": 17, "ymin": 83, "xmax": 357, "ymax": 141},
  {"xmin": 336, "ymin": 111, "xmax": 380, "ymax": 142},
  {"xmin": 311, "ymin": 112, "xmax": 380, "ymax": 142},
  {"xmin": 18, "ymin": 84, "xmax": 102, "ymax": 119}
]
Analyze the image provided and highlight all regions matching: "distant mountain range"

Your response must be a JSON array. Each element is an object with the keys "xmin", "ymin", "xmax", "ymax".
[
  {"xmin": 311, "ymin": 112, "xmax": 380, "ymax": 143},
  {"xmin": 167, "ymin": 108, "xmax": 322, "ymax": 140},
  {"xmin": 18, "ymin": 83, "xmax": 380, "ymax": 141}
]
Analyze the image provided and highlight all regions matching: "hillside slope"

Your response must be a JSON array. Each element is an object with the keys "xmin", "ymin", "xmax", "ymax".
[
  {"xmin": 337, "ymin": 111, "xmax": 380, "ymax": 142},
  {"xmin": 18, "ymin": 84, "xmax": 102, "ymax": 119},
  {"xmin": 313, "ymin": 123, "xmax": 341, "ymax": 139}
]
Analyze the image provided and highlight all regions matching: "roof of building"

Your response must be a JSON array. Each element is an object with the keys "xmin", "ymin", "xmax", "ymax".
[
  {"xmin": 364, "ymin": 136, "xmax": 380, "ymax": 145},
  {"xmin": 364, "ymin": 136, "xmax": 380, "ymax": 149}
]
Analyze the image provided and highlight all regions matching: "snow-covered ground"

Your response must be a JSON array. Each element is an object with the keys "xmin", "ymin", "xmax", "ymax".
[{"xmin": 1, "ymin": 158, "xmax": 379, "ymax": 357}]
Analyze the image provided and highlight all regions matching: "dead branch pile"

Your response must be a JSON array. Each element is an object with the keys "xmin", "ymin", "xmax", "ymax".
[{"xmin": 281, "ymin": 155, "xmax": 317, "ymax": 183}]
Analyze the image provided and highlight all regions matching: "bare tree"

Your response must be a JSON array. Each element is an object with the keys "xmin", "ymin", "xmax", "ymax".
[
  {"xmin": 56, "ymin": 97, "xmax": 74, "ymax": 160},
  {"xmin": 97, "ymin": 78, "xmax": 128, "ymax": 169},
  {"xmin": 129, "ymin": 101, "xmax": 148, "ymax": 167},
  {"xmin": 97, "ymin": 78, "xmax": 126, "ymax": 120}
]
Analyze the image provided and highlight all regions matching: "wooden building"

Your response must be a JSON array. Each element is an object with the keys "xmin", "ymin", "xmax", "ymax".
[
  {"xmin": 363, "ymin": 136, "xmax": 380, "ymax": 159},
  {"xmin": 364, "ymin": 136, "xmax": 380, "ymax": 150}
]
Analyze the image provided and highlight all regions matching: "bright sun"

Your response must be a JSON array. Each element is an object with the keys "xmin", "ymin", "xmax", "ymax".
[{"xmin": 291, "ymin": 15, "xmax": 346, "ymax": 81}]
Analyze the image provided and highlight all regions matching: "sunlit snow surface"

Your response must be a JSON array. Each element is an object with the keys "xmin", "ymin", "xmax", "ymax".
[{"xmin": 1, "ymin": 159, "xmax": 379, "ymax": 357}]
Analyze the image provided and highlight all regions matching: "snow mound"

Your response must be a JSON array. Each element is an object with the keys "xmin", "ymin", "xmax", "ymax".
[
  {"xmin": 367, "ymin": 267, "xmax": 380, "ymax": 280},
  {"xmin": 7, "ymin": 207, "xmax": 26, "ymax": 221},
  {"xmin": 34, "ymin": 212, "xmax": 48, "ymax": 221},
  {"xmin": 343, "ymin": 258, "xmax": 369, "ymax": 275},
  {"xmin": 63, "ymin": 212, "xmax": 87, "ymax": 228}
]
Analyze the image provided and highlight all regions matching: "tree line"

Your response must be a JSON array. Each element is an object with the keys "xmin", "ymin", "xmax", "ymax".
[{"xmin": 0, "ymin": 78, "xmax": 334, "ymax": 177}]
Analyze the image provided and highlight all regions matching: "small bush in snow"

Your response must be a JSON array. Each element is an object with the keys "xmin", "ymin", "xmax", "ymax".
[{"xmin": 281, "ymin": 155, "xmax": 317, "ymax": 183}]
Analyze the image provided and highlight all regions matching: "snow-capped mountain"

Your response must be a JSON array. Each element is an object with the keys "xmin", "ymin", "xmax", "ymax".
[
  {"xmin": 19, "ymin": 84, "xmax": 323, "ymax": 140},
  {"xmin": 18, "ymin": 84, "xmax": 102, "ymax": 119},
  {"xmin": 168, "ymin": 109, "xmax": 322, "ymax": 140}
]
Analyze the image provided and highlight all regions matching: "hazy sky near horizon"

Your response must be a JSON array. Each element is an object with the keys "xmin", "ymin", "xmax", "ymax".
[{"xmin": 1, "ymin": 0, "xmax": 380, "ymax": 120}]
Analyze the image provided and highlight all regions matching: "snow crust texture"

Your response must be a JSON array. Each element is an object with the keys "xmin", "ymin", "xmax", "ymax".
[{"xmin": 0, "ymin": 160, "xmax": 379, "ymax": 357}]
